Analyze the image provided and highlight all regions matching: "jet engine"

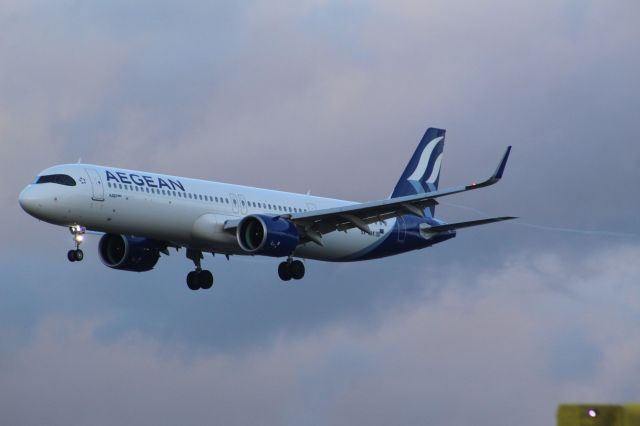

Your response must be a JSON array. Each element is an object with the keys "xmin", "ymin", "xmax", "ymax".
[
  {"xmin": 236, "ymin": 214, "xmax": 299, "ymax": 257},
  {"xmin": 98, "ymin": 234, "xmax": 161, "ymax": 272}
]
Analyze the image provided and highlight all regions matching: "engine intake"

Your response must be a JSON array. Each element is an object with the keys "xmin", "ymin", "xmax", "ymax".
[
  {"xmin": 237, "ymin": 214, "xmax": 299, "ymax": 257},
  {"xmin": 98, "ymin": 234, "xmax": 161, "ymax": 272}
]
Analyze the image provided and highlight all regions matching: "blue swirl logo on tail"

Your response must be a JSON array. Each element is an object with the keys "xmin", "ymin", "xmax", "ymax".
[
  {"xmin": 406, "ymin": 135, "xmax": 444, "ymax": 193},
  {"xmin": 391, "ymin": 128, "xmax": 446, "ymax": 198}
]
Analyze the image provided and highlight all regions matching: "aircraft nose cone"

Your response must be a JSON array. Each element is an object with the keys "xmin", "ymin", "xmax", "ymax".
[{"xmin": 19, "ymin": 187, "xmax": 40, "ymax": 215}]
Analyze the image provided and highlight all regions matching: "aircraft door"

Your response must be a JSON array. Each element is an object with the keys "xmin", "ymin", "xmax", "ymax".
[
  {"xmin": 397, "ymin": 216, "xmax": 406, "ymax": 242},
  {"xmin": 85, "ymin": 168, "xmax": 104, "ymax": 201},
  {"xmin": 229, "ymin": 193, "xmax": 239, "ymax": 214},
  {"xmin": 238, "ymin": 194, "xmax": 248, "ymax": 215}
]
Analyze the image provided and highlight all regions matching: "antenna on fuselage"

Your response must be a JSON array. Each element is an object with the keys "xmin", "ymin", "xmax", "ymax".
[{"xmin": 77, "ymin": 157, "xmax": 82, "ymax": 164}]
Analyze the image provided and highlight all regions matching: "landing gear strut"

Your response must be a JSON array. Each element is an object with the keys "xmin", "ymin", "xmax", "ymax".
[
  {"xmin": 67, "ymin": 225, "xmax": 85, "ymax": 262},
  {"xmin": 278, "ymin": 258, "xmax": 305, "ymax": 281},
  {"xmin": 186, "ymin": 249, "xmax": 214, "ymax": 291}
]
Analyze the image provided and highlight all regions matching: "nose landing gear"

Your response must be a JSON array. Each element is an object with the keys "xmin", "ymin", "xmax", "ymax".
[
  {"xmin": 67, "ymin": 225, "xmax": 85, "ymax": 262},
  {"xmin": 186, "ymin": 249, "xmax": 214, "ymax": 291},
  {"xmin": 278, "ymin": 258, "xmax": 305, "ymax": 281}
]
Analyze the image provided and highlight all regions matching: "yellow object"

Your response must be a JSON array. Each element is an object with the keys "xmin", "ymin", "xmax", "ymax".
[{"xmin": 557, "ymin": 405, "xmax": 640, "ymax": 426}]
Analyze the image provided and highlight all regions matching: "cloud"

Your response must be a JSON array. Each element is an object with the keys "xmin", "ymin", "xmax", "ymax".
[
  {"xmin": 2, "ymin": 243, "xmax": 639, "ymax": 426},
  {"xmin": 2, "ymin": 1, "xmax": 640, "ymax": 424}
]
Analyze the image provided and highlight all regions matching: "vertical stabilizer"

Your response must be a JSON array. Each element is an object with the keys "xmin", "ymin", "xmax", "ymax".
[{"xmin": 390, "ymin": 127, "xmax": 445, "ymax": 216}]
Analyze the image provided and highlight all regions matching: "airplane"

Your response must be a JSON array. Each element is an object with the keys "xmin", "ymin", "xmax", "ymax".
[{"xmin": 18, "ymin": 127, "xmax": 514, "ymax": 290}]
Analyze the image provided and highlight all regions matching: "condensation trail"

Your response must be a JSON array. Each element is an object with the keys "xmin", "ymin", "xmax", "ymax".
[{"xmin": 440, "ymin": 201, "xmax": 638, "ymax": 238}]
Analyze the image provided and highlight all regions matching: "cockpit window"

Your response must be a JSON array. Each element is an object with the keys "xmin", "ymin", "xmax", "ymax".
[{"xmin": 35, "ymin": 174, "xmax": 76, "ymax": 186}]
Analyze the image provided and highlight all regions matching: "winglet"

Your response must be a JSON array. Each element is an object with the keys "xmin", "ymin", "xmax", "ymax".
[
  {"xmin": 467, "ymin": 146, "xmax": 512, "ymax": 189},
  {"xmin": 493, "ymin": 146, "xmax": 511, "ymax": 180}
]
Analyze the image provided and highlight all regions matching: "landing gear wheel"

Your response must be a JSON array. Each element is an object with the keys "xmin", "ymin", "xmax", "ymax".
[
  {"xmin": 67, "ymin": 249, "xmax": 83, "ymax": 262},
  {"xmin": 186, "ymin": 271, "xmax": 200, "ymax": 291},
  {"xmin": 185, "ymin": 249, "xmax": 215, "ymax": 291},
  {"xmin": 199, "ymin": 270, "xmax": 214, "ymax": 290},
  {"xmin": 74, "ymin": 249, "xmax": 84, "ymax": 261},
  {"xmin": 278, "ymin": 262, "xmax": 292, "ymax": 281},
  {"xmin": 290, "ymin": 260, "xmax": 305, "ymax": 280}
]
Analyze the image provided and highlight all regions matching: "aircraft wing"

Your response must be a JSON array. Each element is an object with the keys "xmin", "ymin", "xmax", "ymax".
[{"xmin": 225, "ymin": 146, "xmax": 513, "ymax": 245}]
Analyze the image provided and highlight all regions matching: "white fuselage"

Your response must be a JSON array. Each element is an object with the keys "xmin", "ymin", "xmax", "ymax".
[{"xmin": 19, "ymin": 164, "xmax": 397, "ymax": 262}]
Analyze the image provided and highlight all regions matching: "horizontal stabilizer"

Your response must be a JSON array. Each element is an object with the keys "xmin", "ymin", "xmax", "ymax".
[{"xmin": 423, "ymin": 216, "xmax": 516, "ymax": 233}]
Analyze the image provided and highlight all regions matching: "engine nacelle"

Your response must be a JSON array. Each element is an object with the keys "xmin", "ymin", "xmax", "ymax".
[
  {"xmin": 236, "ymin": 214, "xmax": 299, "ymax": 257},
  {"xmin": 98, "ymin": 234, "xmax": 160, "ymax": 272}
]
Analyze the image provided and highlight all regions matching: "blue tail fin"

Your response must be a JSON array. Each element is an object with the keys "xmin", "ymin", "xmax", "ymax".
[{"xmin": 390, "ymin": 127, "xmax": 445, "ymax": 216}]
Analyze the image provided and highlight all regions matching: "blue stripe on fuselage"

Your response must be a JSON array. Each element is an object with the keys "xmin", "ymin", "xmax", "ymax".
[{"xmin": 334, "ymin": 215, "xmax": 456, "ymax": 262}]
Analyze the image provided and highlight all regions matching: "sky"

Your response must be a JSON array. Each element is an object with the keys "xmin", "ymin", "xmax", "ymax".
[{"xmin": 1, "ymin": 0, "xmax": 639, "ymax": 425}]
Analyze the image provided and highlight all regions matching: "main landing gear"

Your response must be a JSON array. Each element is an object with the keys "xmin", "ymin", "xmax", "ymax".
[
  {"xmin": 186, "ymin": 249, "xmax": 214, "ymax": 291},
  {"xmin": 67, "ymin": 225, "xmax": 85, "ymax": 262},
  {"xmin": 278, "ymin": 258, "xmax": 305, "ymax": 281}
]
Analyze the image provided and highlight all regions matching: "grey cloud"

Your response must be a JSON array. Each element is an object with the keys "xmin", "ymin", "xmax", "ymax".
[
  {"xmin": 2, "ymin": 243, "xmax": 640, "ymax": 426},
  {"xmin": 1, "ymin": 1, "xmax": 640, "ymax": 424}
]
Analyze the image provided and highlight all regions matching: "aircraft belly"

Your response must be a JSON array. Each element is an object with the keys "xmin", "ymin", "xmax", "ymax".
[{"xmin": 295, "ymin": 227, "xmax": 388, "ymax": 261}]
